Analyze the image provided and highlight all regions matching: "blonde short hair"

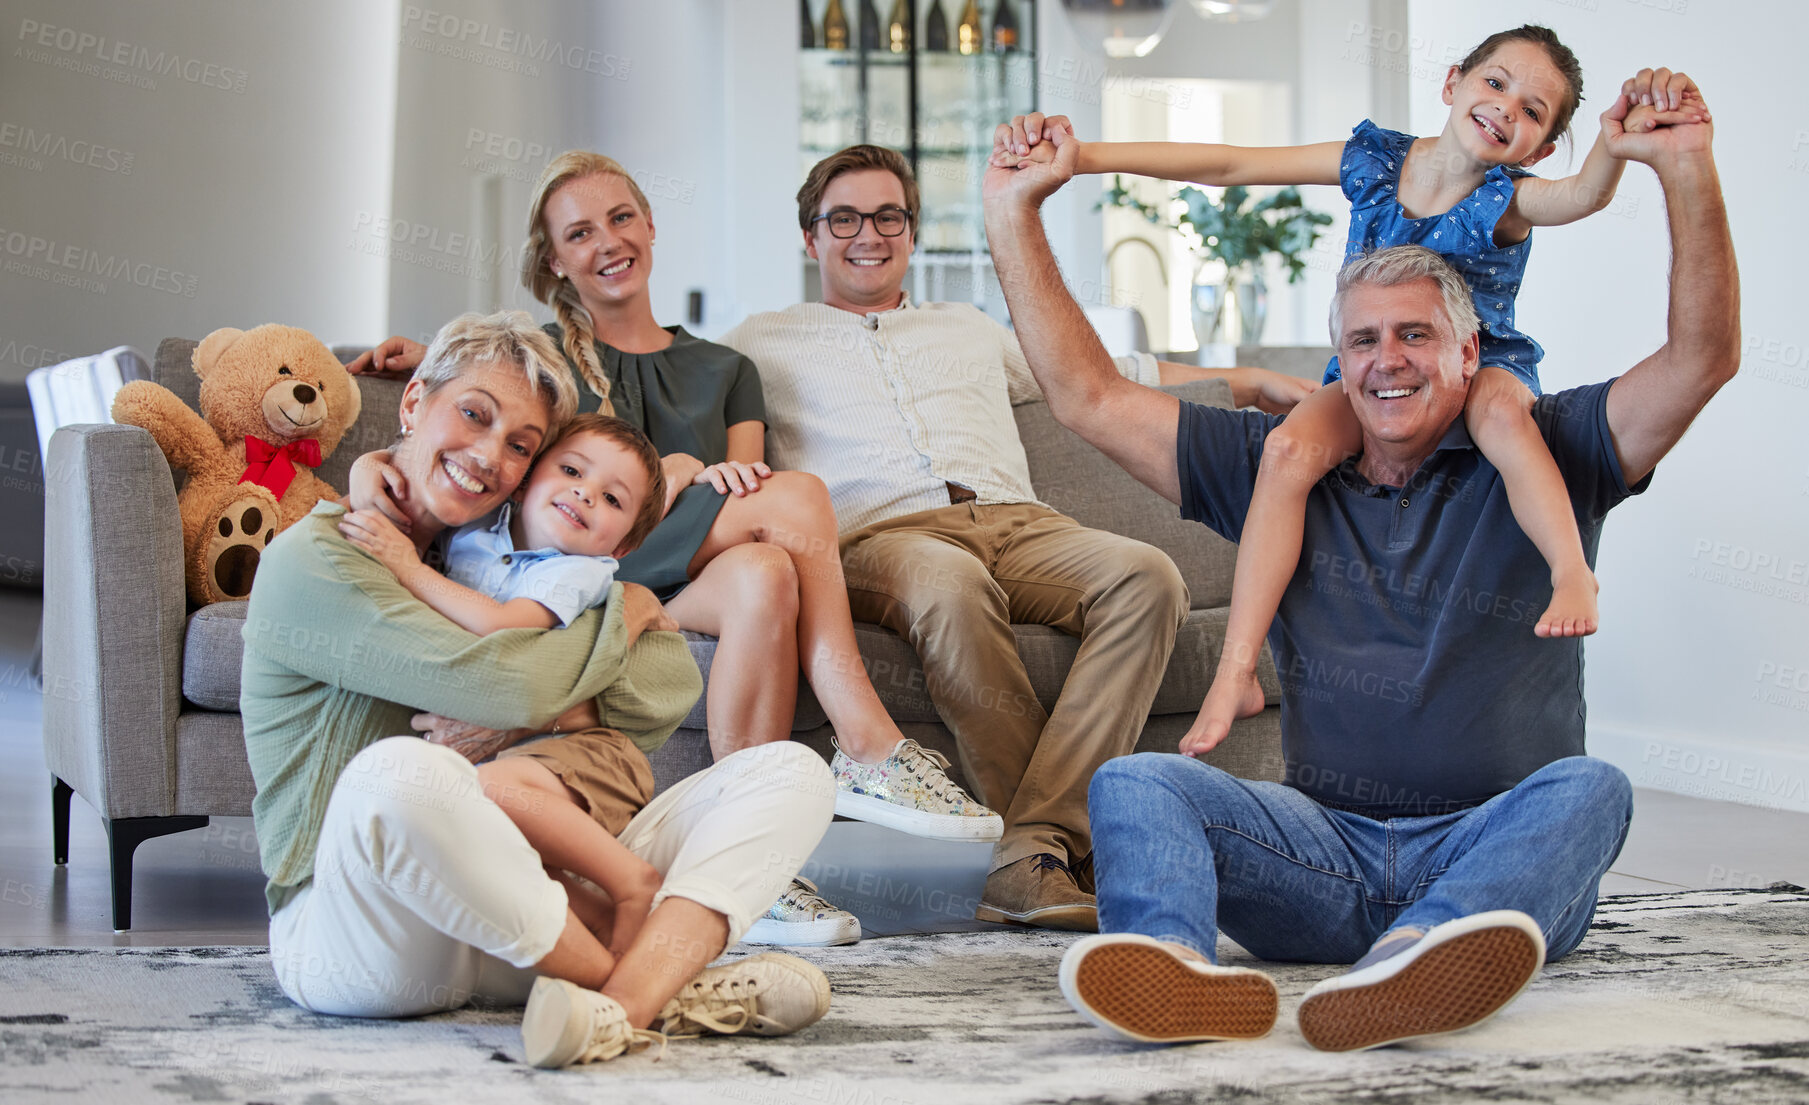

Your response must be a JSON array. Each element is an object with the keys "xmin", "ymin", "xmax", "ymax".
[
  {"xmin": 1330, "ymin": 246, "xmax": 1481, "ymax": 346},
  {"xmin": 412, "ymin": 309, "xmax": 580, "ymax": 429}
]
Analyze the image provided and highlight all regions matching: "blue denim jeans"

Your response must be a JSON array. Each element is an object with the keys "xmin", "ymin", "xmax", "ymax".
[{"xmin": 1090, "ymin": 754, "xmax": 1632, "ymax": 965}]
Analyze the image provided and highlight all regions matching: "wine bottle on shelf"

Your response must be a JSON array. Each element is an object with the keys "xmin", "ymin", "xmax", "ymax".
[
  {"xmin": 925, "ymin": 0, "xmax": 950, "ymax": 51},
  {"xmin": 859, "ymin": 0, "xmax": 882, "ymax": 51},
  {"xmin": 956, "ymin": 0, "xmax": 982, "ymax": 55},
  {"xmin": 990, "ymin": 0, "xmax": 1019, "ymax": 53},
  {"xmin": 823, "ymin": 0, "xmax": 849, "ymax": 49},
  {"xmin": 888, "ymin": 0, "xmax": 911, "ymax": 53},
  {"xmin": 801, "ymin": 0, "xmax": 817, "ymax": 48}
]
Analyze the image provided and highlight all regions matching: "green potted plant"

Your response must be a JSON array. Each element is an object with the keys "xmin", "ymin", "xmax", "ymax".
[{"xmin": 1099, "ymin": 176, "xmax": 1330, "ymax": 346}]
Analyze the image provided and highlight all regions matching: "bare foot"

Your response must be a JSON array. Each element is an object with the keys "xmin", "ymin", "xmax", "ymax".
[
  {"xmin": 1535, "ymin": 570, "xmax": 1600, "ymax": 638},
  {"xmin": 1179, "ymin": 667, "xmax": 1267, "ymax": 757}
]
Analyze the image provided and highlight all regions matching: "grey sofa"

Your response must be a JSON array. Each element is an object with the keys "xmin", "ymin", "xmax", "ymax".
[{"xmin": 43, "ymin": 337, "xmax": 1283, "ymax": 930}]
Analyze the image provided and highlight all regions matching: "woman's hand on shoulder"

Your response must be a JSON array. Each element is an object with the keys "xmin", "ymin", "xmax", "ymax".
[
  {"xmin": 345, "ymin": 336, "xmax": 427, "ymax": 379},
  {"xmin": 695, "ymin": 460, "xmax": 772, "ymax": 497}
]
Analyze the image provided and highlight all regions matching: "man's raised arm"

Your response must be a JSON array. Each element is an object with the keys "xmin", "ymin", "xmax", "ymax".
[
  {"xmin": 982, "ymin": 132, "xmax": 1188, "ymax": 505},
  {"xmin": 1601, "ymin": 86, "xmax": 1740, "ymax": 484}
]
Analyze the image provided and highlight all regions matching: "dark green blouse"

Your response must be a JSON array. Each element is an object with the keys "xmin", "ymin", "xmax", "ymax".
[
  {"xmin": 543, "ymin": 323, "xmax": 767, "ymax": 600},
  {"xmin": 546, "ymin": 323, "xmax": 766, "ymax": 462}
]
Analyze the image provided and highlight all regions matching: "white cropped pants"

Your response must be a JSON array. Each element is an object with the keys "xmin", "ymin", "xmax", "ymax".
[{"xmin": 269, "ymin": 736, "xmax": 834, "ymax": 1017}]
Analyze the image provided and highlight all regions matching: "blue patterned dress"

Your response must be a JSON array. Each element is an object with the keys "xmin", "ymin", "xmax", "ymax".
[{"xmin": 1325, "ymin": 120, "xmax": 1544, "ymax": 395}]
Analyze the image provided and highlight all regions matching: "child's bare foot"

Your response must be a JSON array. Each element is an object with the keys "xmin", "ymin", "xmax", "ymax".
[
  {"xmin": 1179, "ymin": 667, "xmax": 1267, "ymax": 757},
  {"xmin": 1535, "ymin": 570, "xmax": 1599, "ymax": 638}
]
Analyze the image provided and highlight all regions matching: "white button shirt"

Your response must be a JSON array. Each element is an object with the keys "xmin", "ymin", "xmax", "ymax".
[{"xmin": 721, "ymin": 294, "xmax": 1159, "ymax": 536}]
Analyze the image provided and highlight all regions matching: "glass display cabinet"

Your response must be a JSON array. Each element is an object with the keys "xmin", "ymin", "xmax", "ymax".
[{"xmin": 799, "ymin": 0, "xmax": 1037, "ymax": 315}]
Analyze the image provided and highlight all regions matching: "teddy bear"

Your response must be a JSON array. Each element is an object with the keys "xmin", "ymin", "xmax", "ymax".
[{"xmin": 112, "ymin": 324, "xmax": 362, "ymax": 605}]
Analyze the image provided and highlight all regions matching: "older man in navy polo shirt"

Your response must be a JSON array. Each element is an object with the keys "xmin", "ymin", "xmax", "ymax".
[{"xmin": 981, "ymin": 84, "xmax": 1735, "ymax": 1050}]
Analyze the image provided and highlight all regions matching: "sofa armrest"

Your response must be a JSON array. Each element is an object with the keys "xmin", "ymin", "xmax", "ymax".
[{"xmin": 41, "ymin": 423, "xmax": 188, "ymax": 818}]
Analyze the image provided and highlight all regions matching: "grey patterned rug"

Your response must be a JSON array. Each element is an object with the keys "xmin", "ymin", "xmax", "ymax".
[{"xmin": 4, "ymin": 888, "xmax": 1807, "ymax": 1105}]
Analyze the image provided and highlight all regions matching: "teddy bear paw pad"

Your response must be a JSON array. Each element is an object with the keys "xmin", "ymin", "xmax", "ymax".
[{"xmin": 206, "ymin": 495, "xmax": 278, "ymax": 599}]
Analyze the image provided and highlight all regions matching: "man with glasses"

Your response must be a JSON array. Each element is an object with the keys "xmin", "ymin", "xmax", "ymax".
[{"xmin": 722, "ymin": 144, "xmax": 1312, "ymax": 930}]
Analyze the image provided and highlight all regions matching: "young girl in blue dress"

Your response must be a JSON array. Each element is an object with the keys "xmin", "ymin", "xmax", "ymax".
[{"xmin": 994, "ymin": 25, "xmax": 1706, "ymax": 754}]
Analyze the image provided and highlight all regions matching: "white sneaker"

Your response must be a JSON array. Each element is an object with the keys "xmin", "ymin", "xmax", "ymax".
[
  {"xmin": 1297, "ymin": 910, "xmax": 1547, "ymax": 1052},
  {"xmin": 1059, "ymin": 933, "xmax": 1278, "ymax": 1043},
  {"xmin": 520, "ymin": 976, "xmax": 664, "ymax": 1068},
  {"xmin": 743, "ymin": 877, "xmax": 862, "ymax": 947},
  {"xmin": 657, "ymin": 952, "xmax": 832, "ymax": 1038},
  {"xmin": 830, "ymin": 737, "xmax": 1003, "ymax": 842}
]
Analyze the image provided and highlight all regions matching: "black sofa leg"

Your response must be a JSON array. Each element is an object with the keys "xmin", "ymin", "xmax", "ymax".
[
  {"xmin": 52, "ymin": 777, "xmax": 72, "ymax": 866},
  {"xmin": 104, "ymin": 815, "xmax": 208, "ymax": 931}
]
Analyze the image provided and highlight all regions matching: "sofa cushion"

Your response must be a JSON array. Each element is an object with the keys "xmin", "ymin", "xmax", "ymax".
[
  {"xmin": 1015, "ymin": 378, "xmax": 1239, "ymax": 610},
  {"xmin": 154, "ymin": 339, "xmax": 405, "ymax": 492},
  {"xmin": 676, "ymin": 610, "xmax": 1279, "ymax": 733},
  {"xmin": 175, "ymin": 709, "xmax": 258, "ymax": 815},
  {"xmin": 190, "ymin": 600, "xmax": 1279, "ymax": 733},
  {"xmin": 182, "ymin": 600, "xmax": 250, "ymax": 710}
]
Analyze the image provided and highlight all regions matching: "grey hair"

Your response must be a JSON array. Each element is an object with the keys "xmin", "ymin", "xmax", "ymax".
[
  {"xmin": 410, "ymin": 309, "xmax": 580, "ymax": 429},
  {"xmin": 1329, "ymin": 246, "xmax": 1481, "ymax": 347}
]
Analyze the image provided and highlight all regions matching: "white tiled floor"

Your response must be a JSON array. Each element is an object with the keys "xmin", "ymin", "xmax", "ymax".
[{"xmin": 2, "ymin": 587, "xmax": 1804, "ymax": 947}]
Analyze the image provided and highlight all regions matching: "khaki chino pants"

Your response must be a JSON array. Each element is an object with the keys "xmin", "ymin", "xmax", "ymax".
[{"xmin": 840, "ymin": 502, "xmax": 1189, "ymax": 873}]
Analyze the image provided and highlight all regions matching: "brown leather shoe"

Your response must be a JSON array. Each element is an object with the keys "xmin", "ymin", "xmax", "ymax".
[
  {"xmin": 1070, "ymin": 850, "xmax": 1096, "ymax": 896},
  {"xmin": 976, "ymin": 854, "xmax": 1098, "ymax": 931}
]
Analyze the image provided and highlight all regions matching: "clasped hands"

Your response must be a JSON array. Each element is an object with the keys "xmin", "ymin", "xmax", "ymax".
[{"xmin": 984, "ymin": 65, "xmax": 1713, "ymax": 203}]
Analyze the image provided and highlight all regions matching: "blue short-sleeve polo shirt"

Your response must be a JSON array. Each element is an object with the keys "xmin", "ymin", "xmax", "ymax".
[
  {"xmin": 444, "ymin": 503, "xmax": 618, "ymax": 629},
  {"xmin": 1176, "ymin": 379, "xmax": 1649, "ymax": 817}
]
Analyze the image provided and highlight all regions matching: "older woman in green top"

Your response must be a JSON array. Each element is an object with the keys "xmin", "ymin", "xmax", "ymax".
[
  {"xmin": 244, "ymin": 311, "xmax": 835, "ymax": 1066},
  {"xmin": 352, "ymin": 152, "xmax": 1004, "ymax": 946}
]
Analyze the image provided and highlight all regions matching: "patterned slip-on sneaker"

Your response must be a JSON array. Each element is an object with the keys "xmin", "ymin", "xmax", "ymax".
[
  {"xmin": 830, "ymin": 737, "xmax": 1003, "ymax": 842},
  {"xmin": 521, "ymin": 977, "xmax": 665, "ymax": 1068},
  {"xmin": 743, "ymin": 876, "xmax": 863, "ymax": 947},
  {"xmin": 1297, "ymin": 910, "xmax": 1547, "ymax": 1052},
  {"xmin": 1059, "ymin": 933, "xmax": 1278, "ymax": 1043},
  {"xmin": 657, "ymin": 952, "xmax": 833, "ymax": 1038},
  {"xmin": 974, "ymin": 853, "xmax": 1098, "ymax": 931}
]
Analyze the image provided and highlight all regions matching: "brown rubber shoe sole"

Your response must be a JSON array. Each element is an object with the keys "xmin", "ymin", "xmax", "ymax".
[
  {"xmin": 1297, "ymin": 922, "xmax": 1543, "ymax": 1052},
  {"xmin": 1060, "ymin": 936, "xmax": 1278, "ymax": 1042},
  {"xmin": 976, "ymin": 855, "xmax": 1098, "ymax": 931},
  {"xmin": 975, "ymin": 899, "xmax": 1099, "ymax": 931}
]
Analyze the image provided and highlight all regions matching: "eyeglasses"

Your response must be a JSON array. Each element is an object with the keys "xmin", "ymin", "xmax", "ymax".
[{"xmin": 811, "ymin": 207, "xmax": 913, "ymax": 239}]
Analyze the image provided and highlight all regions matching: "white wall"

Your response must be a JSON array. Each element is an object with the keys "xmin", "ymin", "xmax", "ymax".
[
  {"xmin": 0, "ymin": 0, "xmax": 399, "ymax": 381},
  {"xmin": 384, "ymin": 1, "xmax": 604, "ymax": 344},
  {"xmin": 723, "ymin": 2, "xmax": 805, "ymax": 327},
  {"xmin": 383, "ymin": 1, "xmax": 802, "ymax": 345},
  {"xmin": 0, "ymin": 0, "xmax": 805, "ymax": 378},
  {"xmin": 1410, "ymin": 2, "xmax": 1809, "ymax": 812},
  {"xmin": 1035, "ymin": 0, "xmax": 1111, "ymax": 296}
]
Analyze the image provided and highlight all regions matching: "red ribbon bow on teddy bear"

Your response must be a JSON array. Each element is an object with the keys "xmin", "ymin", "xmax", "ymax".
[{"xmin": 239, "ymin": 435, "xmax": 323, "ymax": 499}]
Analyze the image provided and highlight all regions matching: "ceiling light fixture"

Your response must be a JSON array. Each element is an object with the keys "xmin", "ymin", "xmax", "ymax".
[
  {"xmin": 1188, "ymin": 0, "xmax": 1275, "ymax": 21},
  {"xmin": 1058, "ymin": 0, "xmax": 1176, "ymax": 59}
]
